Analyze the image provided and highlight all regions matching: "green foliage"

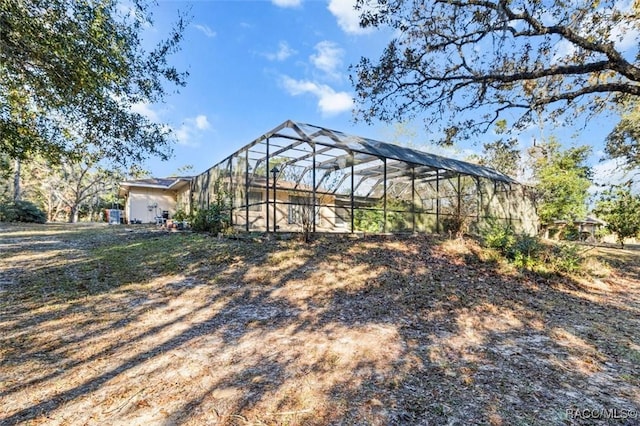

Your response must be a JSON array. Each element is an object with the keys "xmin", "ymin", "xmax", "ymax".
[
  {"xmin": 561, "ymin": 224, "xmax": 580, "ymax": 241},
  {"xmin": 352, "ymin": 0, "xmax": 640, "ymax": 146},
  {"xmin": 482, "ymin": 220, "xmax": 516, "ymax": 251},
  {"xmin": 353, "ymin": 199, "xmax": 413, "ymax": 233},
  {"xmin": 190, "ymin": 179, "xmax": 230, "ymax": 234},
  {"xmin": 530, "ymin": 140, "xmax": 592, "ymax": 225},
  {"xmin": 508, "ymin": 234, "xmax": 541, "ymax": 269},
  {"xmin": 11, "ymin": 155, "xmax": 121, "ymax": 223},
  {"xmin": 190, "ymin": 205, "xmax": 229, "ymax": 234},
  {"xmin": 354, "ymin": 208, "xmax": 383, "ymax": 232},
  {"xmin": 594, "ymin": 227, "xmax": 611, "ymax": 241},
  {"xmin": 593, "ymin": 186, "xmax": 640, "ymax": 248},
  {"xmin": 606, "ymin": 99, "xmax": 640, "ymax": 168},
  {"xmin": 479, "ymin": 136, "xmax": 521, "ymax": 177},
  {"xmin": 552, "ymin": 243, "xmax": 584, "ymax": 273},
  {"xmin": 1, "ymin": 0, "xmax": 188, "ymax": 168},
  {"xmin": 481, "ymin": 219, "xmax": 588, "ymax": 273},
  {"xmin": 173, "ymin": 208, "xmax": 187, "ymax": 221},
  {"xmin": 480, "ymin": 220, "xmax": 540, "ymax": 270},
  {"xmin": 0, "ymin": 200, "xmax": 47, "ymax": 223}
]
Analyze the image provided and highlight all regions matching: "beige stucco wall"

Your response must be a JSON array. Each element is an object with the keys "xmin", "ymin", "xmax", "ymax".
[
  {"xmin": 231, "ymin": 188, "xmax": 337, "ymax": 232},
  {"xmin": 126, "ymin": 188, "xmax": 177, "ymax": 224}
]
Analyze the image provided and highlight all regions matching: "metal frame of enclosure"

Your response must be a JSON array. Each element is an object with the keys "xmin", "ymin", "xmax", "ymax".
[{"xmin": 191, "ymin": 120, "xmax": 538, "ymax": 235}]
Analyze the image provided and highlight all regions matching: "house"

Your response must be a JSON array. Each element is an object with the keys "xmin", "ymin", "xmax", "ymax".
[
  {"xmin": 118, "ymin": 177, "xmax": 192, "ymax": 224},
  {"xmin": 575, "ymin": 216, "xmax": 607, "ymax": 239},
  {"xmin": 191, "ymin": 120, "xmax": 539, "ymax": 235},
  {"xmin": 549, "ymin": 216, "xmax": 607, "ymax": 240},
  {"xmin": 117, "ymin": 120, "xmax": 538, "ymax": 234}
]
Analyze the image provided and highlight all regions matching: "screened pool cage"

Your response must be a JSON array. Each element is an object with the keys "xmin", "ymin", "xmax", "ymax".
[{"xmin": 192, "ymin": 120, "xmax": 538, "ymax": 235}]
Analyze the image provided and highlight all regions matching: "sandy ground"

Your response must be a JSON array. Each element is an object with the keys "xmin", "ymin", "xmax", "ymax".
[{"xmin": 1, "ymin": 223, "xmax": 639, "ymax": 425}]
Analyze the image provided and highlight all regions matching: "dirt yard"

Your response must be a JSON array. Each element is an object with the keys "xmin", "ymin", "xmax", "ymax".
[{"xmin": 1, "ymin": 223, "xmax": 639, "ymax": 425}]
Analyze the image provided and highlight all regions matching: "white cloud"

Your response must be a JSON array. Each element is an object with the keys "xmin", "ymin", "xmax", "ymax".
[
  {"xmin": 194, "ymin": 24, "xmax": 216, "ymax": 38},
  {"xmin": 131, "ymin": 102, "xmax": 160, "ymax": 122},
  {"xmin": 591, "ymin": 158, "xmax": 639, "ymax": 191},
  {"xmin": 195, "ymin": 115, "xmax": 210, "ymax": 130},
  {"xmin": 174, "ymin": 114, "xmax": 212, "ymax": 146},
  {"xmin": 264, "ymin": 41, "xmax": 297, "ymax": 61},
  {"xmin": 272, "ymin": 0, "xmax": 301, "ymax": 7},
  {"xmin": 609, "ymin": 20, "xmax": 640, "ymax": 52},
  {"xmin": 310, "ymin": 41, "xmax": 344, "ymax": 79},
  {"xmin": 281, "ymin": 76, "xmax": 353, "ymax": 116},
  {"xmin": 551, "ymin": 39, "xmax": 577, "ymax": 64},
  {"xmin": 175, "ymin": 125, "xmax": 192, "ymax": 146},
  {"xmin": 327, "ymin": 0, "xmax": 372, "ymax": 35}
]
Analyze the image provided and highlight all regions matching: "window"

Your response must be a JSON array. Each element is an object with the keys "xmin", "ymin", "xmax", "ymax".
[{"xmin": 247, "ymin": 191, "xmax": 263, "ymax": 211}]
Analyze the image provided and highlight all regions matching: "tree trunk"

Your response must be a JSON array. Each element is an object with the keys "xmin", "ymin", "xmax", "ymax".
[
  {"xmin": 13, "ymin": 158, "xmax": 21, "ymax": 201},
  {"xmin": 69, "ymin": 206, "xmax": 79, "ymax": 223}
]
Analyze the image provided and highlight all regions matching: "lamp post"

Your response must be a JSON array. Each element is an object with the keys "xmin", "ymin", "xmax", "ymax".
[{"xmin": 270, "ymin": 166, "xmax": 279, "ymax": 233}]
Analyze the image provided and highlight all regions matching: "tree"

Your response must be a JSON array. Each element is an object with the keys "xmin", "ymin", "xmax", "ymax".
[
  {"xmin": 606, "ymin": 99, "xmax": 640, "ymax": 169},
  {"xmin": 530, "ymin": 139, "xmax": 591, "ymax": 225},
  {"xmin": 1, "ymin": 0, "xmax": 187, "ymax": 168},
  {"xmin": 18, "ymin": 155, "xmax": 120, "ymax": 222},
  {"xmin": 352, "ymin": 0, "xmax": 640, "ymax": 145},
  {"xmin": 479, "ymin": 138, "xmax": 521, "ymax": 177},
  {"xmin": 593, "ymin": 185, "xmax": 640, "ymax": 248},
  {"xmin": 477, "ymin": 120, "xmax": 522, "ymax": 177}
]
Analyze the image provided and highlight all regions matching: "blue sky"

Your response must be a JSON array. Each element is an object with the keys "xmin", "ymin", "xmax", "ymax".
[{"xmin": 135, "ymin": 0, "xmax": 637, "ymax": 192}]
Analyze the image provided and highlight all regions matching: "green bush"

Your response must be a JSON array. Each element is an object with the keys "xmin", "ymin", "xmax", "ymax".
[
  {"xmin": 354, "ymin": 208, "xmax": 383, "ymax": 232},
  {"xmin": 508, "ymin": 234, "xmax": 541, "ymax": 269},
  {"xmin": 353, "ymin": 200, "xmax": 412, "ymax": 233},
  {"xmin": 173, "ymin": 208, "xmax": 187, "ymax": 221},
  {"xmin": 552, "ymin": 242, "xmax": 584, "ymax": 273},
  {"xmin": 480, "ymin": 219, "xmax": 541, "ymax": 269},
  {"xmin": 561, "ymin": 224, "xmax": 580, "ymax": 241},
  {"xmin": 481, "ymin": 219, "xmax": 588, "ymax": 273},
  {"xmin": 0, "ymin": 200, "xmax": 47, "ymax": 223},
  {"xmin": 190, "ymin": 204, "xmax": 229, "ymax": 234},
  {"xmin": 481, "ymin": 219, "xmax": 516, "ymax": 252},
  {"xmin": 594, "ymin": 227, "xmax": 610, "ymax": 241}
]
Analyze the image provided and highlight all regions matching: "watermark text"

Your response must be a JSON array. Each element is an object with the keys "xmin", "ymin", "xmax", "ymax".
[{"xmin": 566, "ymin": 408, "xmax": 638, "ymax": 420}]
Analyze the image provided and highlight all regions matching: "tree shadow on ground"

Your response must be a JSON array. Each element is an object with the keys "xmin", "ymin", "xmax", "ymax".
[{"xmin": 1, "ymin": 228, "xmax": 639, "ymax": 425}]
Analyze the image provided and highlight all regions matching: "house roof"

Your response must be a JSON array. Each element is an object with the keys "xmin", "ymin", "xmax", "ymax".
[
  {"xmin": 553, "ymin": 216, "xmax": 607, "ymax": 226},
  {"xmin": 119, "ymin": 177, "xmax": 192, "ymax": 196},
  {"xmin": 577, "ymin": 216, "xmax": 607, "ymax": 225},
  {"xmin": 218, "ymin": 120, "xmax": 518, "ymax": 184}
]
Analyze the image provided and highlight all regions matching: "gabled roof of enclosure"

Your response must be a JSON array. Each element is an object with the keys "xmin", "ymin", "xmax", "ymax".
[{"xmin": 230, "ymin": 120, "xmax": 517, "ymax": 184}]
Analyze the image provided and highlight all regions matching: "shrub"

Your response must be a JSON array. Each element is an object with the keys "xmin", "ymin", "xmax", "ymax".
[
  {"xmin": 354, "ymin": 208, "xmax": 383, "ymax": 233},
  {"xmin": 173, "ymin": 208, "xmax": 187, "ymax": 221},
  {"xmin": 480, "ymin": 219, "xmax": 516, "ymax": 252},
  {"xmin": 0, "ymin": 200, "xmax": 47, "ymax": 223},
  {"xmin": 594, "ymin": 227, "xmax": 610, "ymax": 242},
  {"xmin": 561, "ymin": 224, "xmax": 580, "ymax": 241},
  {"xmin": 508, "ymin": 234, "xmax": 541, "ymax": 269},
  {"xmin": 190, "ymin": 204, "xmax": 230, "ymax": 234},
  {"xmin": 480, "ymin": 219, "xmax": 541, "ymax": 269},
  {"xmin": 552, "ymin": 242, "xmax": 584, "ymax": 273},
  {"xmin": 481, "ymin": 219, "xmax": 589, "ymax": 273}
]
